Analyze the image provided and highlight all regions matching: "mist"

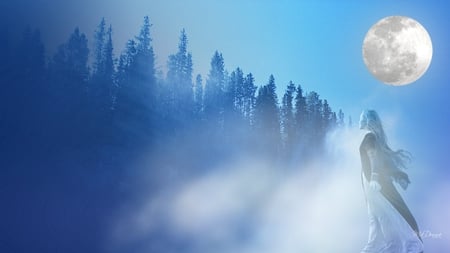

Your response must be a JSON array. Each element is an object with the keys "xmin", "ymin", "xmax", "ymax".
[
  {"xmin": 2, "ymin": 4, "xmax": 449, "ymax": 252},
  {"xmin": 107, "ymin": 123, "xmax": 449, "ymax": 253}
]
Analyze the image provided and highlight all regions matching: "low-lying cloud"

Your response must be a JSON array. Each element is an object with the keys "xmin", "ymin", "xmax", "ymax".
[{"xmin": 109, "ymin": 126, "xmax": 448, "ymax": 252}]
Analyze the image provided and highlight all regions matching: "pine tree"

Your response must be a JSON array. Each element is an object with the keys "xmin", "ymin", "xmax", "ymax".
[
  {"xmin": 115, "ymin": 40, "xmax": 136, "ymax": 92},
  {"xmin": 114, "ymin": 17, "xmax": 157, "ymax": 144},
  {"xmin": 104, "ymin": 26, "xmax": 115, "ymax": 80},
  {"xmin": 305, "ymin": 91, "xmax": 323, "ymax": 152},
  {"xmin": 322, "ymin": 99, "xmax": 333, "ymax": 133},
  {"xmin": 254, "ymin": 75, "xmax": 280, "ymax": 157},
  {"xmin": 243, "ymin": 73, "xmax": 257, "ymax": 125},
  {"xmin": 338, "ymin": 109, "xmax": 345, "ymax": 127},
  {"xmin": 49, "ymin": 27, "xmax": 90, "ymax": 145},
  {"xmin": 225, "ymin": 68, "xmax": 246, "ymax": 117},
  {"xmin": 167, "ymin": 29, "xmax": 193, "ymax": 87},
  {"xmin": 105, "ymin": 25, "xmax": 115, "ymax": 102},
  {"xmin": 50, "ymin": 27, "xmax": 90, "ymax": 110},
  {"xmin": 231, "ymin": 67, "xmax": 245, "ymax": 115},
  {"xmin": 194, "ymin": 74, "xmax": 203, "ymax": 118},
  {"xmin": 132, "ymin": 16, "xmax": 156, "ymax": 90},
  {"xmin": 204, "ymin": 51, "xmax": 225, "ymax": 129},
  {"xmin": 52, "ymin": 28, "xmax": 89, "ymax": 86},
  {"xmin": 222, "ymin": 67, "xmax": 246, "ymax": 142},
  {"xmin": 93, "ymin": 18, "xmax": 106, "ymax": 76},
  {"xmin": 331, "ymin": 112, "xmax": 338, "ymax": 129},
  {"xmin": 91, "ymin": 19, "xmax": 115, "ymax": 120},
  {"xmin": 294, "ymin": 84, "xmax": 307, "ymax": 143},
  {"xmin": 281, "ymin": 81, "xmax": 296, "ymax": 150},
  {"xmin": 167, "ymin": 29, "xmax": 194, "ymax": 125}
]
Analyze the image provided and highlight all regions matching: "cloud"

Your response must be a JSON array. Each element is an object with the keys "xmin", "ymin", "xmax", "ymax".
[{"xmin": 108, "ymin": 126, "xmax": 449, "ymax": 253}]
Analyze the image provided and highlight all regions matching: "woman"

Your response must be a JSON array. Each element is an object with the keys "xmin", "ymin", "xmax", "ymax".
[{"xmin": 359, "ymin": 110, "xmax": 423, "ymax": 253}]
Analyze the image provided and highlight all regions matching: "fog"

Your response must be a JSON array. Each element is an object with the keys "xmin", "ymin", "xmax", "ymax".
[{"xmin": 104, "ymin": 121, "xmax": 449, "ymax": 253}]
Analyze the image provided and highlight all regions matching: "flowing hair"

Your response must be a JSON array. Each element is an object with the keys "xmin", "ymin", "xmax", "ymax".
[{"xmin": 363, "ymin": 110, "xmax": 412, "ymax": 172}]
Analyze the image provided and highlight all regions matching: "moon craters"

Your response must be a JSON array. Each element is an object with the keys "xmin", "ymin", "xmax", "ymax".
[{"xmin": 362, "ymin": 16, "xmax": 432, "ymax": 86}]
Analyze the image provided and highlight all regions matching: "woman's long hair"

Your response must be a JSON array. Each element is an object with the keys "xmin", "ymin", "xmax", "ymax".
[{"xmin": 363, "ymin": 110, "xmax": 412, "ymax": 172}]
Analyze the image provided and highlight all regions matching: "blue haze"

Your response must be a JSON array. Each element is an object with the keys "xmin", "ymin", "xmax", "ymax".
[{"xmin": 1, "ymin": 0, "xmax": 450, "ymax": 252}]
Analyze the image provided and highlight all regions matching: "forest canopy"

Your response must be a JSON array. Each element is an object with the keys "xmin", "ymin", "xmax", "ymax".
[{"xmin": 0, "ymin": 16, "xmax": 348, "ymax": 167}]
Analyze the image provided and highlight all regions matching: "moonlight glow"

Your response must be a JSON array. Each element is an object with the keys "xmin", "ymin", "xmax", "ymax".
[{"xmin": 362, "ymin": 16, "xmax": 433, "ymax": 86}]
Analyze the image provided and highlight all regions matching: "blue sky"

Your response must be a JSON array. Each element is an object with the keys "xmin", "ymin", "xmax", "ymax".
[
  {"xmin": 2, "ymin": 0, "xmax": 449, "ymax": 162},
  {"xmin": 3, "ymin": 0, "xmax": 449, "ymax": 170},
  {"xmin": 2, "ymin": 0, "xmax": 450, "ymax": 251}
]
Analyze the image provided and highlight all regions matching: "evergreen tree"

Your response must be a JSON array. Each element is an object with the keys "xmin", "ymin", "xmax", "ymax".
[
  {"xmin": 114, "ymin": 17, "xmax": 157, "ymax": 144},
  {"xmin": 281, "ymin": 81, "xmax": 296, "ymax": 152},
  {"xmin": 337, "ymin": 109, "xmax": 345, "ymax": 127},
  {"xmin": 231, "ymin": 67, "xmax": 245, "ymax": 115},
  {"xmin": 305, "ymin": 91, "xmax": 323, "ymax": 151},
  {"xmin": 222, "ymin": 67, "xmax": 246, "ymax": 142},
  {"xmin": 242, "ymin": 73, "xmax": 257, "ymax": 125},
  {"xmin": 254, "ymin": 75, "xmax": 280, "ymax": 157},
  {"xmin": 91, "ymin": 19, "xmax": 115, "ymax": 122},
  {"xmin": 115, "ymin": 40, "xmax": 136, "ymax": 98},
  {"xmin": 48, "ymin": 27, "xmax": 90, "ymax": 145},
  {"xmin": 322, "ymin": 99, "xmax": 333, "ymax": 133},
  {"xmin": 225, "ymin": 68, "xmax": 245, "ymax": 117},
  {"xmin": 294, "ymin": 84, "xmax": 307, "ymax": 143},
  {"xmin": 104, "ymin": 25, "xmax": 115, "ymax": 102},
  {"xmin": 331, "ymin": 112, "xmax": 338, "ymax": 129},
  {"xmin": 134, "ymin": 16, "xmax": 156, "ymax": 87},
  {"xmin": 167, "ymin": 29, "xmax": 194, "ymax": 125},
  {"xmin": 204, "ymin": 51, "xmax": 225, "ymax": 129},
  {"xmin": 93, "ymin": 18, "xmax": 106, "ymax": 76},
  {"xmin": 50, "ymin": 27, "xmax": 89, "ymax": 104},
  {"xmin": 52, "ymin": 28, "xmax": 89, "ymax": 86},
  {"xmin": 1, "ymin": 18, "xmax": 349, "ymax": 166},
  {"xmin": 194, "ymin": 74, "xmax": 203, "ymax": 119}
]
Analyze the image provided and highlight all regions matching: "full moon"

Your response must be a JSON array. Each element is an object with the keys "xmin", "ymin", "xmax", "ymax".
[{"xmin": 362, "ymin": 16, "xmax": 433, "ymax": 86}]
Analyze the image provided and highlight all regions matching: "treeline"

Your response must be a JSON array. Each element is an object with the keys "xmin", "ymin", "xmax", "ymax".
[{"xmin": 0, "ymin": 16, "xmax": 347, "ymax": 167}]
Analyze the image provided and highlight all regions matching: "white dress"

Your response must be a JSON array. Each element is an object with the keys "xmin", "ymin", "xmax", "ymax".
[{"xmin": 361, "ymin": 174, "xmax": 424, "ymax": 253}]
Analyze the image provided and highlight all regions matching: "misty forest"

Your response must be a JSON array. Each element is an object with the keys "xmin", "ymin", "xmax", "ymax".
[{"xmin": 1, "ymin": 17, "xmax": 349, "ymax": 252}]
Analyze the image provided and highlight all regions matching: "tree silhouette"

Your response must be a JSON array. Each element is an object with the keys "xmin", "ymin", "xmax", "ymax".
[
  {"xmin": 254, "ymin": 75, "xmax": 281, "ymax": 157},
  {"xmin": 114, "ymin": 16, "xmax": 157, "ymax": 145},
  {"xmin": 0, "ymin": 18, "xmax": 351, "ymax": 253},
  {"xmin": 1, "ymin": 18, "xmax": 345, "ymax": 166},
  {"xmin": 194, "ymin": 74, "xmax": 204, "ymax": 119},
  {"xmin": 91, "ymin": 19, "xmax": 115, "ymax": 134},
  {"xmin": 242, "ymin": 73, "xmax": 257, "ymax": 125},
  {"xmin": 166, "ymin": 29, "xmax": 194, "ymax": 127},
  {"xmin": 281, "ymin": 81, "xmax": 296, "ymax": 157},
  {"xmin": 204, "ymin": 51, "xmax": 225, "ymax": 130}
]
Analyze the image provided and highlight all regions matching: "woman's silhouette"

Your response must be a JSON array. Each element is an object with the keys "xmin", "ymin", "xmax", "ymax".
[{"xmin": 359, "ymin": 110, "xmax": 423, "ymax": 253}]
